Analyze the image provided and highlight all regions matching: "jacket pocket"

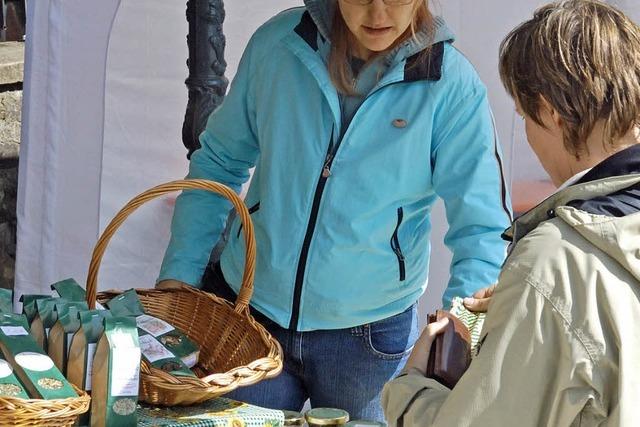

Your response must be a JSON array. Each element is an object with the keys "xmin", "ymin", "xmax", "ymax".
[
  {"xmin": 390, "ymin": 207, "xmax": 406, "ymax": 281},
  {"xmin": 236, "ymin": 202, "xmax": 260, "ymax": 238}
]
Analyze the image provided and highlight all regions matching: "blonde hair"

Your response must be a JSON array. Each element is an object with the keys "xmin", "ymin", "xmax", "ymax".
[
  {"xmin": 329, "ymin": 1, "xmax": 434, "ymax": 95},
  {"xmin": 499, "ymin": 0, "xmax": 640, "ymax": 157}
]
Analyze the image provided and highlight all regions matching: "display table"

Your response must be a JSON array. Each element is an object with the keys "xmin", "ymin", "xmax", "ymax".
[{"xmin": 137, "ymin": 397, "xmax": 284, "ymax": 427}]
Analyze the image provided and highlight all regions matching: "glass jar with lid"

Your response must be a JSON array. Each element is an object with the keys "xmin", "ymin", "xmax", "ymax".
[
  {"xmin": 305, "ymin": 408, "xmax": 349, "ymax": 427},
  {"xmin": 283, "ymin": 410, "xmax": 306, "ymax": 426}
]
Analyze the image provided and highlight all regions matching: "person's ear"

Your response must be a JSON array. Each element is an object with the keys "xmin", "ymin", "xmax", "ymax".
[{"xmin": 538, "ymin": 95, "xmax": 563, "ymax": 131}]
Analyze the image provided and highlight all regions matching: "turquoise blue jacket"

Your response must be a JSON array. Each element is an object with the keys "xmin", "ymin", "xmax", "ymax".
[{"xmin": 159, "ymin": 6, "xmax": 512, "ymax": 331}]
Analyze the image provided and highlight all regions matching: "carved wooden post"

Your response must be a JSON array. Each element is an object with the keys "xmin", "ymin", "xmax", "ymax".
[{"xmin": 183, "ymin": 0, "xmax": 228, "ymax": 158}]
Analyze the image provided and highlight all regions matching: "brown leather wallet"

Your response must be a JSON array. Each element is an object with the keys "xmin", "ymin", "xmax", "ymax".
[{"xmin": 426, "ymin": 310, "xmax": 472, "ymax": 389}]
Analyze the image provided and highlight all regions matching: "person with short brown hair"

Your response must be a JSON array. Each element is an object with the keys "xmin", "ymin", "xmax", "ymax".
[{"xmin": 382, "ymin": 1, "xmax": 640, "ymax": 425}]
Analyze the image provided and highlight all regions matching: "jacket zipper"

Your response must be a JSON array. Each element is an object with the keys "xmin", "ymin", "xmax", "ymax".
[
  {"xmin": 390, "ymin": 207, "xmax": 406, "ymax": 281},
  {"xmin": 236, "ymin": 202, "xmax": 261, "ymax": 238},
  {"xmin": 289, "ymin": 80, "xmax": 407, "ymax": 329},
  {"xmin": 289, "ymin": 129, "xmax": 341, "ymax": 329}
]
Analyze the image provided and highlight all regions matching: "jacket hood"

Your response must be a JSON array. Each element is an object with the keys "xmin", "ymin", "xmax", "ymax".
[
  {"xmin": 555, "ymin": 206, "xmax": 640, "ymax": 282},
  {"xmin": 303, "ymin": 0, "xmax": 455, "ymax": 63},
  {"xmin": 506, "ymin": 174, "xmax": 640, "ymax": 282}
]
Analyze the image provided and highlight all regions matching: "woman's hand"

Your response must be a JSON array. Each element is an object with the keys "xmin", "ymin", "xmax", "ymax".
[
  {"xmin": 403, "ymin": 317, "xmax": 450, "ymax": 376},
  {"xmin": 155, "ymin": 279, "xmax": 188, "ymax": 290},
  {"xmin": 463, "ymin": 284, "xmax": 497, "ymax": 313}
]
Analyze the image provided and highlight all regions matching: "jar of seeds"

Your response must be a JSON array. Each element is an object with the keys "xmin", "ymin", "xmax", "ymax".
[
  {"xmin": 283, "ymin": 410, "xmax": 305, "ymax": 426},
  {"xmin": 305, "ymin": 408, "xmax": 349, "ymax": 427}
]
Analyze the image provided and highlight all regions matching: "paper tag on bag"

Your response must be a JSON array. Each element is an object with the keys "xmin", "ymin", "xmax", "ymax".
[
  {"xmin": 85, "ymin": 343, "xmax": 96, "ymax": 391},
  {"xmin": 110, "ymin": 347, "xmax": 141, "ymax": 396},
  {"xmin": 0, "ymin": 326, "xmax": 28, "ymax": 336},
  {"xmin": 139, "ymin": 334, "xmax": 175, "ymax": 363},
  {"xmin": 136, "ymin": 314, "xmax": 174, "ymax": 337}
]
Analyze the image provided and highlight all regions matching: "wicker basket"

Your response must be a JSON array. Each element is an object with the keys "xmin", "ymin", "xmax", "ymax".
[
  {"xmin": 85, "ymin": 179, "xmax": 283, "ymax": 406},
  {"xmin": 0, "ymin": 384, "xmax": 90, "ymax": 426}
]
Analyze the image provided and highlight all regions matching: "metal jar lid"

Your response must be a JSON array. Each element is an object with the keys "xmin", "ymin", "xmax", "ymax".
[
  {"xmin": 305, "ymin": 408, "xmax": 350, "ymax": 425},
  {"xmin": 283, "ymin": 410, "xmax": 305, "ymax": 426}
]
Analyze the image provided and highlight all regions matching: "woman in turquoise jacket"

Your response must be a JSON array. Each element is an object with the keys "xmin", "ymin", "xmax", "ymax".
[{"xmin": 158, "ymin": 0, "xmax": 511, "ymax": 421}]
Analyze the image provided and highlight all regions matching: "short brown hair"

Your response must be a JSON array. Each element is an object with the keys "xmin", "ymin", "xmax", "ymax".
[
  {"xmin": 499, "ymin": 0, "xmax": 640, "ymax": 157},
  {"xmin": 329, "ymin": 1, "xmax": 434, "ymax": 95}
]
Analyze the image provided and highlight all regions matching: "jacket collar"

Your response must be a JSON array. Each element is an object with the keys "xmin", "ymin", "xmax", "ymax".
[
  {"xmin": 574, "ymin": 144, "xmax": 640, "ymax": 185},
  {"xmin": 504, "ymin": 144, "xmax": 640, "ymax": 243},
  {"xmin": 296, "ymin": 2, "xmax": 453, "ymax": 83},
  {"xmin": 503, "ymin": 174, "xmax": 640, "ymax": 244}
]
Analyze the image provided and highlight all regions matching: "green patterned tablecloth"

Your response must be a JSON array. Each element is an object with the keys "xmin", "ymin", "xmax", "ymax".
[{"xmin": 137, "ymin": 397, "xmax": 284, "ymax": 427}]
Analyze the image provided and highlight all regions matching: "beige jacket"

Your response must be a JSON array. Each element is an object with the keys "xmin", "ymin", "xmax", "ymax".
[{"xmin": 382, "ymin": 174, "xmax": 640, "ymax": 426}]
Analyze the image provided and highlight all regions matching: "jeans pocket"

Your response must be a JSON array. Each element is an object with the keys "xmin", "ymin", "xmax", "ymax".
[{"xmin": 363, "ymin": 304, "xmax": 418, "ymax": 360}]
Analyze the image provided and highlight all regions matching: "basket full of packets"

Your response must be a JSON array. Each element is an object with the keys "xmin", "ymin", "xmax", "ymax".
[
  {"xmin": 0, "ymin": 289, "xmax": 91, "ymax": 427},
  {"xmin": 85, "ymin": 179, "xmax": 283, "ymax": 406}
]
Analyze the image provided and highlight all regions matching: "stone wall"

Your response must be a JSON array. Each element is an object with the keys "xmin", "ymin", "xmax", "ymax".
[{"xmin": 0, "ymin": 41, "xmax": 23, "ymax": 290}]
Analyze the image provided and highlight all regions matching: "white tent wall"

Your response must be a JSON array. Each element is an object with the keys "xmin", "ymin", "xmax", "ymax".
[
  {"xmin": 15, "ymin": 1, "xmax": 640, "ymax": 312},
  {"xmin": 15, "ymin": 0, "xmax": 122, "ymax": 308}
]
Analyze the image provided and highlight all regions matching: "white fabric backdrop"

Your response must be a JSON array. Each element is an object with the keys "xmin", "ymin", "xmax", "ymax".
[{"xmin": 15, "ymin": 0, "xmax": 640, "ymax": 312}]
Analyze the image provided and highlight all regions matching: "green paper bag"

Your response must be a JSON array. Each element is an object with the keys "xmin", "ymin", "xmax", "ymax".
[{"xmin": 91, "ymin": 316, "xmax": 140, "ymax": 427}]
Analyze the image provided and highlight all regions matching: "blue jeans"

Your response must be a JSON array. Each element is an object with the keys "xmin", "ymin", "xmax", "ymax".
[{"xmin": 202, "ymin": 263, "xmax": 419, "ymax": 423}]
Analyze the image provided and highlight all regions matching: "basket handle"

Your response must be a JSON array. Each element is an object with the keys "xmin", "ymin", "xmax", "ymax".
[{"xmin": 85, "ymin": 179, "xmax": 257, "ymax": 314}]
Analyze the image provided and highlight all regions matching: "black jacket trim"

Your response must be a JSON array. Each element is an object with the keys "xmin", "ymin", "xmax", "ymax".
[
  {"xmin": 403, "ymin": 42, "xmax": 444, "ymax": 82},
  {"xmin": 575, "ymin": 144, "xmax": 640, "ymax": 185},
  {"xmin": 568, "ymin": 144, "xmax": 640, "ymax": 217},
  {"xmin": 294, "ymin": 11, "xmax": 320, "ymax": 51}
]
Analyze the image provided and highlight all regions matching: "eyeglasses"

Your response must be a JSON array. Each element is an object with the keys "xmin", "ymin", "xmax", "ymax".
[{"xmin": 342, "ymin": 0, "xmax": 415, "ymax": 6}]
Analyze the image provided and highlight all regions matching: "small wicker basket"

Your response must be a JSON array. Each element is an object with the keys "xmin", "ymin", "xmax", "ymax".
[
  {"xmin": 85, "ymin": 179, "xmax": 283, "ymax": 406},
  {"xmin": 0, "ymin": 384, "xmax": 90, "ymax": 427}
]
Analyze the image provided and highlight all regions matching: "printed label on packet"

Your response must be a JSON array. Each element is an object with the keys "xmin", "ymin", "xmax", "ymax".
[
  {"xmin": 66, "ymin": 333, "xmax": 73, "ymax": 355},
  {"xmin": 15, "ymin": 352, "xmax": 55, "ymax": 372},
  {"xmin": 139, "ymin": 334, "xmax": 175, "ymax": 363},
  {"xmin": 85, "ymin": 343, "xmax": 96, "ymax": 390},
  {"xmin": 0, "ymin": 326, "xmax": 28, "ymax": 336},
  {"xmin": 110, "ymin": 347, "xmax": 141, "ymax": 396},
  {"xmin": 0, "ymin": 359, "xmax": 13, "ymax": 378},
  {"xmin": 136, "ymin": 314, "xmax": 174, "ymax": 337}
]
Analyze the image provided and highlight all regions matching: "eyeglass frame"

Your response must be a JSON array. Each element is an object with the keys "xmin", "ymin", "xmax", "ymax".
[{"xmin": 341, "ymin": 0, "xmax": 416, "ymax": 6}]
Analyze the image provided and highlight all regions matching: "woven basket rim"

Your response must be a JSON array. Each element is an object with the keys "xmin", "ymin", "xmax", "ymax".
[
  {"xmin": 0, "ymin": 383, "xmax": 90, "ymax": 423},
  {"xmin": 96, "ymin": 286, "xmax": 284, "ymax": 392}
]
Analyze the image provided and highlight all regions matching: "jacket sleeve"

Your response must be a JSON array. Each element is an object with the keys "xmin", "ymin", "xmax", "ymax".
[
  {"xmin": 431, "ymin": 85, "xmax": 512, "ymax": 306},
  {"xmin": 157, "ymin": 35, "xmax": 260, "ymax": 287},
  {"xmin": 382, "ymin": 262, "xmax": 596, "ymax": 427}
]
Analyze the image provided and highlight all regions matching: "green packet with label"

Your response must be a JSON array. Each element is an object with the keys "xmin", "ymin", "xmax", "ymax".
[
  {"xmin": 68, "ymin": 310, "xmax": 113, "ymax": 427},
  {"xmin": 30, "ymin": 297, "xmax": 67, "ymax": 352},
  {"xmin": 48, "ymin": 301, "xmax": 89, "ymax": 375},
  {"xmin": 68, "ymin": 310, "xmax": 112, "ymax": 392},
  {"xmin": 50, "ymin": 278, "xmax": 106, "ymax": 310},
  {"xmin": 0, "ymin": 355, "xmax": 29, "ymax": 399},
  {"xmin": 0, "ymin": 313, "xmax": 77, "ymax": 399},
  {"xmin": 19, "ymin": 294, "xmax": 49, "ymax": 324},
  {"xmin": 108, "ymin": 290, "xmax": 198, "ymax": 377},
  {"xmin": 0, "ymin": 288, "xmax": 13, "ymax": 313},
  {"xmin": 91, "ymin": 316, "xmax": 140, "ymax": 427},
  {"xmin": 51, "ymin": 278, "xmax": 86, "ymax": 301}
]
